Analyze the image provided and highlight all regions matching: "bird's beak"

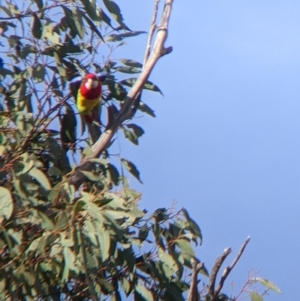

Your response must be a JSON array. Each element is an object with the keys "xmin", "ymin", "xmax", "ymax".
[{"xmin": 85, "ymin": 78, "xmax": 99, "ymax": 89}]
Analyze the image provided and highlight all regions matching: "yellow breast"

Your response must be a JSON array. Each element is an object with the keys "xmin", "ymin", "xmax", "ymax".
[{"xmin": 77, "ymin": 91, "xmax": 101, "ymax": 115}]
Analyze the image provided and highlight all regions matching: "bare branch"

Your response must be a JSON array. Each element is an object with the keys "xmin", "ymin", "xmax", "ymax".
[
  {"xmin": 208, "ymin": 248, "xmax": 232, "ymax": 299},
  {"xmin": 187, "ymin": 259, "xmax": 203, "ymax": 301},
  {"xmin": 68, "ymin": 0, "xmax": 174, "ymax": 190},
  {"xmin": 143, "ymin": 0, "xmax": 161, "ymax": 66},
  {"xmin": 215, "ymin": 236, "xmax": 250, "ymax": 295}
]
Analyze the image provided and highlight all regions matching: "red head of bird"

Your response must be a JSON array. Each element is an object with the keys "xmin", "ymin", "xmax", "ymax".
[{"xmin": 79, "ymin": 73, "xmax": 102, "ymax": 99}]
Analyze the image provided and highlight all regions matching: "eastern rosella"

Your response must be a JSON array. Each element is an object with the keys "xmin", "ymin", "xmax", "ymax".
[
  {"xmin": 76, "ymin": 73, "xmax": 102, "ymax": 124},
  {"xmin": 70, "ymin": 73, "xmax": 106, "ymax": 143}
]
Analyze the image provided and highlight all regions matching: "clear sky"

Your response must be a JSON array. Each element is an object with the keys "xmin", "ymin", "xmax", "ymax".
[{"xmin": 112, "ymin": 1, "xmax": 300, "ymax": 300}]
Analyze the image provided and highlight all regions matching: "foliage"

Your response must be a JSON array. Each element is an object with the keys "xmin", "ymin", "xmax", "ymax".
[{"xmin": 0, "ymin": 0, "xmax": 280, "ymax": 300}]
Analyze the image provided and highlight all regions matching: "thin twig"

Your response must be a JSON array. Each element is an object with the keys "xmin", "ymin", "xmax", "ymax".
[{"xmin": 215, "ymin": 236, "xmax": 250, "ymax": 295}]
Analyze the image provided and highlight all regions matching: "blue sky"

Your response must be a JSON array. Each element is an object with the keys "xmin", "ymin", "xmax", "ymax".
[{"xmin": 113, "ymin": 1, "xmax": 300, "ymax": 300}]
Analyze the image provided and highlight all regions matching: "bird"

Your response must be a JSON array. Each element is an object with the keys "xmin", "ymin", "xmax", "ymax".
[
  {"xmin": 76, "ymin": 73, "xmax": 103, "ymax": 124},
  {"xmin": 70, "ymin": 73, "xmax": 106, "ymax": 143}
]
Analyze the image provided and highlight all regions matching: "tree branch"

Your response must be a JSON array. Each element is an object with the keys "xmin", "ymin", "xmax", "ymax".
[
  {"xmin": 215, "ymin": 236, "xmax": 250, "ymax": 295},
  {"xmin": 208, "ymin": 248, "xmax": 232, "ymax": 299},
  {"xmin": 143, "ymin": 0, "xmax": 160, "ymax": 66},
  {"xmin": 187, "ymin": 259, "xmax": 203, "ymax": 301},
  {"xmin": 68, "ymin": 0, "xmax": 174, "ymax": 190}
]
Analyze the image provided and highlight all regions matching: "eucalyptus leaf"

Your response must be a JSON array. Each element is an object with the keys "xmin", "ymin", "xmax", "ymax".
[
  {"xmin": 28, "ymin": 167, "xmax": 51, "ymax": 190},
  {"xmin": 119, "ymin": 59, "xmax": 142, "ymax": 68},
  {"xmin": 138, "ymin": 101, "xmax": 156, "ymax": 117},
  {"xmin": 253, "ymin": 277, "xmax": 281, "ymax": 293},
  {"xmin": 119, "ymin": 78, "xmax": 163, "ymax": 94},
  {"xmin": 106, "ymin": 31, "xmax": 146, "ymax": 42},
  {"xmin": 102, "ymin": 0, "xmax": 130, "ymax": 30},
  {"xmin": 32, "ymin": 13, "xmax": 42, "ymax": 39},
  {"xmin": 0, "ymin": 187, "xmax": 13, "ymax": 222},
  {"xmin": 121, "ymin": 158, "xmax": 142, "ymax": 183},
  {"xmin": 135, "ymin": 283, "xmax": 154, "ymax": 301},
  {"xmin": 250, "ymin": 292, "xmax": 263, "ymax": 301}
]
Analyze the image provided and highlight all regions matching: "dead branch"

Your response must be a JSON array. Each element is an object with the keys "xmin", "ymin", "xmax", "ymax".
[
  {"xmin": 215, "ymin": 236, "xmax": 250, "ymax": 295},
  {"xmin": 208, "ymin": 237, "xmax": 250, "ymax": 300},
  {"xmin": 187, "ymin": 259, "xmax": 203, "ymax": 301},
  {"xmin": 208, "ymin": 248, "xmax": 232, "ymax": 300}
]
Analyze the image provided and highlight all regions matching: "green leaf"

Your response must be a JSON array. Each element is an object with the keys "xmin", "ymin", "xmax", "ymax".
[
  {"xmin": 81, "ymin": 13, "xmax": 104, "ymax": 41},
  {"xmin": 55, "ymin": 212, "xmax": 69, "ymax": 230},
  {"xmin": 74, "ymin": 200, "xmax": 85, "ymax": 214},
  {"xmin": 158, "ymin": 248, "xmax": 179, "ymax": 278},
  {"xmin": 43, "ymin": 24, "xmax": 60, "ymax": 45},
  {"xmin": 175, "ymin": 238, "xmax": 195, "ymax": 257},
  {"xmin": 114, "ymin": 66, "xmax": 140, "ymax": 74},
  {"xmin": 119, "ymin": 78, "xmax": 163, "ymax": 94},
  {"xmin": 120, "ymin": 278, "xmax": 131, "ymax": 296},
  {"xmin": 138, "ymin": 223, "xmax": 149, "ymax": 241},
  {"xmin": 102, "ymin": 0, "xmax": 130, "ymax": 30},
  {"xmin": 107, "ymin": 163, "xmax": 120, "ymax": 185},
  {"xmin": 94, "ymin": 197, "xmax": 113, "ymax": 207},
  {"xmin": 32, "ymin": 13, "xmax": 42, "ymax": 39},
  {"xmin": 99, "ymin": 9, "xmax": 114, "ymax": 28},
  {"xmin": 181, "ymin": 208, "xmax": 202, "ymax": 245},
  {"xmin": 105, "ymin": 31, "xmax": 146, "ymax": 42},
  {"xmin": 126, "ymin": 124, "xmax": 145, "ymax": 138},
  {"xmin": 29, "ymin": 64, "xmax": 45, "ymax": 83},
  {"xmin": 60, "ymin": 103, "xmax": 77, "ymax": 147},
  {"xmin": 122, "ymin": 128, "xmax": 138, "ymax": 145},
  {"xmin": 98, "ymin": 277, "xmax": 114, "ymax": 294},
  {"xmin": 73, "ymin": 7, "xmax": 85, "ymax": 39},
  {"xmin": 119, "ymin": 59, "xmax": 142, "ymax": 68},
  {"xmin": 137, "ymin": 101, "xmax": 156, "ymax": 117},
  {"xmin": 38, "ymin": 211, "xmax": 55, "ymax": 230},
  {"xmin": 85, "ymin": 251, "xmax": 98, "ymax": 275},
  {"xmin": 20, "ymin": 44, "xmax": 38, "ymax": 59},
  {"xmin": 121, "ymin": 158, "xmax": 142, "ymax": 183},
  {"xmin": 122, "ymin": 246, "xmax": 135, "ymax": 273},
  {"xmin": 62, "ymin": 6, "xmax": 83, "ymax": 38},
  {"xmin": 97, "ymin": 224, "xmax": 110, "ymax": 261},
  {"xmin": 62, "ymin": 247, "xmax": 78, "ymax": 281},
  {"xmin": 28, "ymin": 167, "xmax": 51, "ymax": 190},
  {"xmin": 106, "ymin": 80, "xmax": 127, "ymax": 101},
  {"xmin": 164, "ymin": 282, "xmax": 185, "ymax": 301},
  {"xmin": 79, "ymin": 0, "xmax": 102, "ymax": 21},
  {"xmin": 250, "ymin": 292, "xmax": 263, "ymax": 301},
  {"xmin": 0, "ymin": 187, "xmax": 13, "ymax": 222},
  {"xmin": 135, "ymin": 283, "xmax": 154, "ymax": 301},
  {"xmin": 88, "ymin": 158, "xmax": 108, "ymax": 166},
  {"xmin": 81, "ymin": 171, "xmax": 102, "ymax": 182},
  {"xmin": 7, "ymin": 35, "xmax": 22, "ymax": 48},
  {"xmin": 0, "ymin": 5, "xmax": 13, "ymax": 17},
  {"xmin": 199, "ymin": 263, "xmax": 209, "ymax": 277},
  {"xmin": 7, "ymin": 3, "xmax": 20, "ymax": 15},
  {"xmin": 253, "ymin": 277, "xmax": 281, "ymax": 293},
  {"xmin": 0, "ymin": 68, "xmax": 14, "ymax": 77},
  {"xmin": 54, "ymin": 51, "xmax": 66, "ymax": 77},
  {"xmin": 0, "ymin": 279, "xmax": 5, "ymax": 300}
]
